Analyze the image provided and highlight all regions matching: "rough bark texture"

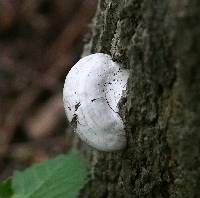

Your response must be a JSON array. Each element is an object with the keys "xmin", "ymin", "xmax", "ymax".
[{"xmin": 80, "ymin": 0, "xmax": 200, "ymax": 197}]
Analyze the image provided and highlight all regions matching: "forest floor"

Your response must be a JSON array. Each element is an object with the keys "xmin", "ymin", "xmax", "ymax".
[{"xmin": 0, "ymin": 0, "xmax": 96, "ymax": 181}]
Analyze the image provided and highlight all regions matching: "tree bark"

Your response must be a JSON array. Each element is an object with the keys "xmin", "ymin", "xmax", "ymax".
[{"xmin": 80, "ymin": 0, "xmax": 200, "ymax": 197}]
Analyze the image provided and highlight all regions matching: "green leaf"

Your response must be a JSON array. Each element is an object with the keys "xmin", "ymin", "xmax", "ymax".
[
  {"xmin": 12, "ymin": 151, "xmax": 89, "ymax": 198},
  {"xmin": 0, "ymin": 178, "xmax": 13, "ymax": 198}
]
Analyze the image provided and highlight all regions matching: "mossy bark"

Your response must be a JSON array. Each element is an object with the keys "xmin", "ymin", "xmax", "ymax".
[{"xmin": 80, "ymin": 0, "xmax": 200, "ymax": 197}]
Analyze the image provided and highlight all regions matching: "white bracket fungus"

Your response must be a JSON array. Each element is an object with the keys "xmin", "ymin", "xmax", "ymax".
[{"xmin": 63, "ymin": 53, "xmax": 129, "ymax": 151}]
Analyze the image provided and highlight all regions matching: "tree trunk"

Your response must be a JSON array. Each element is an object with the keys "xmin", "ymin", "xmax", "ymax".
[{"xmin": 80, "ymin": 0, "xmax": 200, "ymax": 197}]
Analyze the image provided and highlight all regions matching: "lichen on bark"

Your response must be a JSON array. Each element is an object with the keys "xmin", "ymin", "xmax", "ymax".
[{"xmin": 80, "ymin": 0, "xmax": 200, "ymax": 197}]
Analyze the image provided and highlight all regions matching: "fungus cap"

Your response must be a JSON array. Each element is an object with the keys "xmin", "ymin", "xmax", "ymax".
[{"xmin": 63, "ymin": 53, "xmax": 129, "ymax": 151}]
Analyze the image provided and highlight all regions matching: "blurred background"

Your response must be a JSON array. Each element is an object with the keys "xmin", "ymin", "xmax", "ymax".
[{"xmin": 0, "ymin": 0, "xmax": 97, "ymax": 181}]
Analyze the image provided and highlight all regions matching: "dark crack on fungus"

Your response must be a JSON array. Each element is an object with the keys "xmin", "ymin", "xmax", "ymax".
[{"xmin": 75, "ymin": 102, "xmax": 81, "ymax": 111}]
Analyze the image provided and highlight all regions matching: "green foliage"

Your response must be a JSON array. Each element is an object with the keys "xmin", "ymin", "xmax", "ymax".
[
  {"xmin": 0, "ymin": 178, "xmax": 13, "ymax": 198},
  {"xmin": 0, "ymin": 151, "xmax": 89, "ymax": 198}
]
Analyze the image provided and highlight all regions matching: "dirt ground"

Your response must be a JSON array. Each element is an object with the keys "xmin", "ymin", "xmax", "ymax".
[{"xmin": 0, "ymin": 0, "xmax": 96, "ymax": 181}]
